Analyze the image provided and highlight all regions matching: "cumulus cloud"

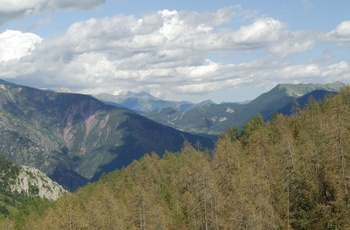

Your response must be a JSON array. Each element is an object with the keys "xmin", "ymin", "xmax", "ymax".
[
  {"xmin": 229, "ymin": 18, "xmax": 284, "ymax": 47},
  {"xmin": 1, "ymin": 7, "xmax": 350, "ymax": 102},
  {"xmin": 327, "ymin": 20, "xmax": 350, "ymax": 41},
  {"xmin": 0, "ymin": 30, "xmax": 42, "ymax": 62}
]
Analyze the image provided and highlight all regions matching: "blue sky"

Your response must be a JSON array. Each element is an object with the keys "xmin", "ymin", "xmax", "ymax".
[{"xmin": 0, "ymin": 0, "xmax": 349, "ymax": 103}]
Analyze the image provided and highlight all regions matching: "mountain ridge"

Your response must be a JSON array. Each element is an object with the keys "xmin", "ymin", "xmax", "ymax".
[
  {"xmin": 95, "ymin": 91, "xmax": 214, "ymax": 114},
  {"xmin": 274, "ymin": 81, "xmax": 344, "ymax": 96},
  {"xmin": 19, "ymin": 85, "xmax": 350, "ymax": 229},
  {"xmin": 0, "ymin": 79, "xmax": 345, "ymax": 191},
  {"xmin": 0, "ymin": 79, "xmax": 213, "ymax": 191},
  {"xmin": 145, "ymin": 82, "xmax": 346, "ymax": 136}
]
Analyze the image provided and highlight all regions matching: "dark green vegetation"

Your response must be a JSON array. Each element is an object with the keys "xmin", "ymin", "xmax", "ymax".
[
  {"xmin": 143, "ymin": 82, "xmax": 344, "ymax": 137},
  {"xmin": 0, "ymin": 156, "xmax": 52, "ymax": 229},
  {"xmin": 7, "ymin": 86, "xmax": 350, "ymax": 229},
  {"xmin": 0, "ymin": 155, "xmax": 20, "ymax": 192},
  {"xmin": 0, "ymin": 155, "xmax": 24, "ymax": 218},
  {"xmin": 0, "ymin": 79, "xmax": 213, "ymax": 191}
]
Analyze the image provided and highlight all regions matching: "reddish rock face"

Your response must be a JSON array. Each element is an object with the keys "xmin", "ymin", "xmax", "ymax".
[{"xmin": 0, "ymin": 79, "xmax": 213, "ymax": 191}]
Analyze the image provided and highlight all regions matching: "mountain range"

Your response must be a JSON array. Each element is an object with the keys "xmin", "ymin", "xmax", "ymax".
[
  {"xmin": 17, "ymin": 85, "xmax": 350, "ymax": 229},
  {"xmin": 97, "ymin": 82, "xmax": 345, "ymax": 137},
  {"xmin": 0, "ymin": 79, "xmax": 213, "ymax": 191},
  {"xmin": 0, "ymin": 79, "xmax": 346, "ymax": 192},
  {"xmin": 95, "ymin": 91, "xmax": 215, "ymax": 114}
]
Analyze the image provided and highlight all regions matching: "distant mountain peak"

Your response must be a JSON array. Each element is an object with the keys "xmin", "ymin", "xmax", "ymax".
[
  {"xmin": 134, "ymin": 91, "xmax": 155, "ymax": 98},
  {"xmin": 198, "ymin": 99, "xmax": 216, "ymax": 105},
  {"xmin": 275, "ymin": 82, "xmax": 346, "ymax": 97},
  {"xmin": 115, "ymin": 90, "xmax": 156, "ymax": 100}
]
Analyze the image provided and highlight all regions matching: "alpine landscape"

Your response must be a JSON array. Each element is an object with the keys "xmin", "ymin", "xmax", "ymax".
[
  {"xmin": 1, "ymin": 78, "xmax": 350, "ymax": 229},
  {"xmin": 0, "ymin": 79, "xmax": 213, "ymax": 191},
  {"xmin": 1, "ymin": 0, "xmax": 350, "ymax": 229}
]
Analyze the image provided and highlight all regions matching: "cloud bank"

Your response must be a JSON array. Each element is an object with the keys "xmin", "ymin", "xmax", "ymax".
[
  {"xmin": 0, "ymin": 6, "xmax": 349, "ymax": 101},
  {"xmin": 0, "ymin": 0, "xmax": 105, "ymax": 26}
]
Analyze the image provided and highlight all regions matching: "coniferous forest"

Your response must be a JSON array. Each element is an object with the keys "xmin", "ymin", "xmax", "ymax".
[{"xmin": 2, "ymin": 86, "xmax": 350, "ymax": 229}]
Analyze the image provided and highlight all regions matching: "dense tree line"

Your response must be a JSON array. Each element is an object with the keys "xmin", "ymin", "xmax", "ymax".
[{"xmin": 3, "ymin": 86, "xmax": 350, "ymax": 229}]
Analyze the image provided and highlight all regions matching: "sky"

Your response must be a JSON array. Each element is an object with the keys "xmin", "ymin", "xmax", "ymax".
[{"xmin": 0, "ymin": 0, "xmax": 349, "ymax": 103}]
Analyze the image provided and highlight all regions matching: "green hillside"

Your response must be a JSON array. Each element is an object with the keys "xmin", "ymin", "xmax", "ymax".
[
  {"xmin": 146, "ymin": 82, "xmax": 345, "ymax": 136},
  {"xmin": 0, "ymin": 79, "xmax": 213, "ymax": 191},
  {"xmin": 13, "ymin": 86, "xmax": 350, "ymax": 229}
]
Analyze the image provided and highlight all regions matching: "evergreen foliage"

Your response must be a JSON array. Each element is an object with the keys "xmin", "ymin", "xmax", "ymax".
[
  {"xmin": 0, "ymin": 155, "xmax": 21, "ymax": 189},
  {"xmin": 0, "ymin": 156, "xmax": 53, "ymax": 228},
  {"xmin": 4, "ymin": 86, "xmax": 350, "ymax": 229}
]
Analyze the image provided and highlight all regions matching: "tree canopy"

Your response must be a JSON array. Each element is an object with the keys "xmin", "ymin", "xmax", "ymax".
[{"xmin": 4, "ymin": 86, "xmax": 350, "ymax": 229}]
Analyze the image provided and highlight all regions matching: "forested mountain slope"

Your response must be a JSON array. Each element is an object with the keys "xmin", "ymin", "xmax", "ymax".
[
  {"xmin": 0, "ymin": 79, "xmax": 213, "ymax": 191},
  {"xmin": 146, "ymin": 82, "xmax": 345, "ymax": 137},
  {"xmin": 18, "ymin": 86, "xmax": 350, "ymax": 229}
]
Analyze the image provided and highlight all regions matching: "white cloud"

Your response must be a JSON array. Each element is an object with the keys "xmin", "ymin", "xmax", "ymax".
[
  {"xmin": 323, "ymin": 61, "xmax": 350, "ymax": 78},
  {"xmin": 57, "ymin": 8, "xmax": 271, "ymax": 53},
  {"xmin": 0, "ymin": 30, "xmax": 42, "ymax": 62},
  {"xmin": 229, "ymin": 18, "xmax": 284, "ymax": 47},
  {"xmin": 327, "ymin": 20, "xmax": 350, "ymax": 41},
  {"xmin": 1, "ymin": 7, "xmax": 350, "ymax": 102},
  {"xmin": 0, "ymin": 0, "xmax": 105, "ymax": 26},
  {"xmin": 0, "ymin": 1, "xmax": 44, "ymax": 14}
]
